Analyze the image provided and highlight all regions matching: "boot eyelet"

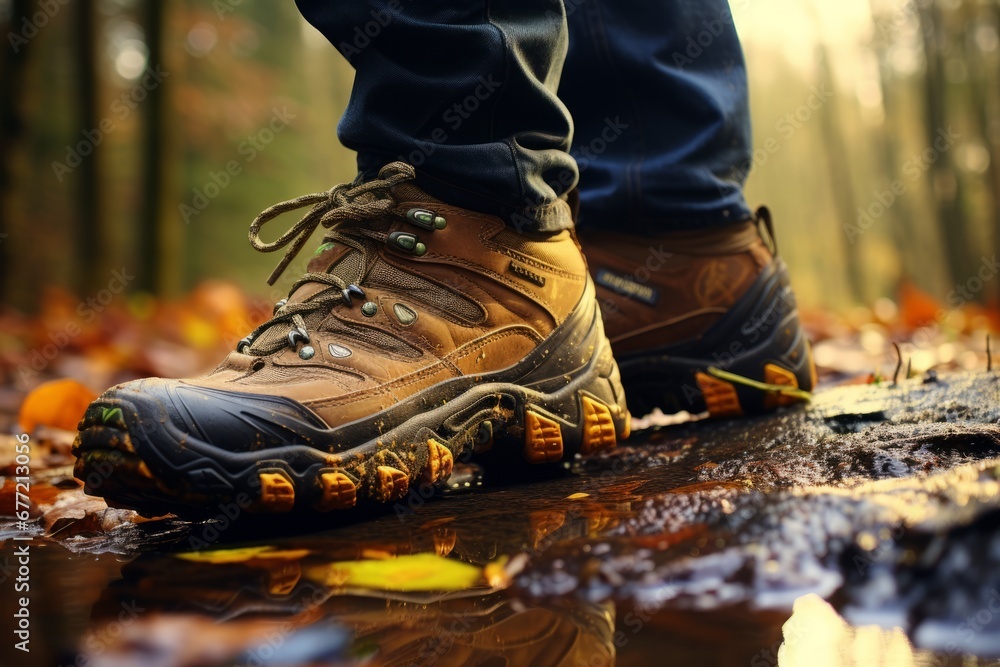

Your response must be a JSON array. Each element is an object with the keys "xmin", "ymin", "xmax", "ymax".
[
  {"xmin": 237, "ymin": 335, "xmax": 254, "ymax": 353},
  {"xmin": 287, "ymin": 328, "xmax": 310, "ymax": 348},
  {"xmin": 273, "ymin": 298, "xmax": 288, "ymax": 315},
  {"xmin": 341, "ymin": 284, "xmax": 365, "ymax": 306},
  {"xmin": 406, "ymin": 208, "xmax": 447, "ymax": 231},
  {"xmin": 299, "ymin": 345, "xmax": 315, "ymax": 360},
  {"xmin": 388, "ymin": 231, "xmax": 427, "ymax": 256},
  {"xmin": 250, "ymin": 358, "xmax": 265, "ymax": 371},
  {"xmin": 361, "ymin": 302, "xmax": 378, "ymax": 317}
]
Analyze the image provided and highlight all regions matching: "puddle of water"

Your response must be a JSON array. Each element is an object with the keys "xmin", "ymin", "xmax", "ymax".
[{"xmin": 3, "ymin": 372, "xmax": 1000, "ymax": 665}]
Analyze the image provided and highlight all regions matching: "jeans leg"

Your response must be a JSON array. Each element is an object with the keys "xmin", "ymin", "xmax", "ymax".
[
  {"xmin": 295, "ymin": 0, "xmax": 577, "ymax": 232},
  {"xmin": 561, "ymin": 0, "xmax": 753, "ymax": 233}
]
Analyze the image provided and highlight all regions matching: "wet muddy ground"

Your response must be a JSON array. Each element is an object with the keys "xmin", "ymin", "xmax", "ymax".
[{"xmin": 1, "ymin": 370, "xmax": 1000, "ymax": 666}]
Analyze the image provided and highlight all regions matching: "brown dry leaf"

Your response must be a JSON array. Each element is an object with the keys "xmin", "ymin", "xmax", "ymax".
[
  {"xmin": 40, "ymin": 487, "xmax": 137, "ymax": 536},
  {"xmin": 897, "ymin": 281, "xmax": 942, "ymax": 330},
  {"xmin": 18, "ymin": 378, "xmax": 96, "ymax": 433}
]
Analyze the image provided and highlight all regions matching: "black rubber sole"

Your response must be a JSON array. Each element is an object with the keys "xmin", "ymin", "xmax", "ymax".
[
  {"xmin": 615, "ymin": 258, "xmax": 815, "ymax": 419},
  {"xmin": 73, "ymin": 281, "xmax": 629, "ymax": 518}
]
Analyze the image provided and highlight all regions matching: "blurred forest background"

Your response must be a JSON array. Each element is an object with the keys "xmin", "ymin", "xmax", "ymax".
[{"xmin": 0, "ymin": 0, "xmax": 998, "ymax": 392}]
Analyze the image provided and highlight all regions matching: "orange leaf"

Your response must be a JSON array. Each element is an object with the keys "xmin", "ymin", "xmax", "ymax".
[
  {"xmin": 18, "ymin": 379, "xmax": 97, "ymax": 433},
  {"xmin": 897, "ymin": 281, "xmax": 942, "ymax": 330}
]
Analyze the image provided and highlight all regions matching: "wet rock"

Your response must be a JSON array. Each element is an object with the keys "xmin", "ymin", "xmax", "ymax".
[{"xmin": 519, "ymin": 449, "xmax": 1000, "ymax": 665}]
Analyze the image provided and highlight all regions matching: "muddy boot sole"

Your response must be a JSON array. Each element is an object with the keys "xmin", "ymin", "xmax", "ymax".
[{"xmin": 73, "ymin": 281, "xmax": 629, "ymax": 519}]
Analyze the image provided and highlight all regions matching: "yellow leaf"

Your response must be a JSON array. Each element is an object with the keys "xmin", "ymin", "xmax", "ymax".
[
  {"xmin": 176, "ymin": 546, "xmax": 310, "ymax": 564},
  {"xmin": 304, "ymin": 553, "xmax": 483, "ymax": 592},
  {"xmin": 566, "ymin": 492, "xmax": 590, "ymax": 500}
]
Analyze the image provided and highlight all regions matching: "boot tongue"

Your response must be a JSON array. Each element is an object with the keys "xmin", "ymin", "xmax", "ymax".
[
  {"xmin": 285, "ymin": 239, "xmax": 371, "ymax": 307},
  {"xmin": 306, "ymin": 241, "xmax": 353, "ymax": 277}
]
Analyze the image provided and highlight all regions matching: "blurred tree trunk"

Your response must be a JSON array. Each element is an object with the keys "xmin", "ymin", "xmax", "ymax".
[
  {"xmin": 813, "ymin": 44, "xmax": 867, "ymax": 304},
  {"xmin": 865, "ymin": 0, "xmax": 935, "ymax": 296},
  {"xmin": 73, "ymin": 0, "xmax": 103, "ymax": 294},
  {"xmin": 0, "ymin": 0, "xmax": 34, "ymax": 302},
  {"xmin": 963, "ymin": 2, "xmax": 1000, "ymax": 301},
  {"xmin": 139, "ymin": 0, "xmax": 182, "ymax": 296},
  {"xmin": 917, "ymin": 0, "xmax": 973, "ymax": 289},
  {"xmin": 138, "ymin": 0, "xmax": 163, "ymax": 294}
]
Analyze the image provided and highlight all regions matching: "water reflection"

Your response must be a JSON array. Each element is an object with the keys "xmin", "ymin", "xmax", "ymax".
[
  {"xmin": 87, "ymin": 547, "xmax": 617, "ymax": 666},
  {"xmin": 67, "ymin": 545, "xmax": 1000, "ymax": 667}
]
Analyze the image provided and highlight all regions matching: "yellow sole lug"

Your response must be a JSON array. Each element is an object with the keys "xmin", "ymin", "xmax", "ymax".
[
  {"xmin": 421, "ymin": 438, "xmax": 454, "ymax": 485},
  {"xmin": 315, "ymin": 471, "xmax": 357, "ymax": 511},
  {"xmin": 524, "ymin": 410, "xmax": 564, "ymax": 463},
  {"xmin": 376, "ymin": 465, "xmax": 409, "ymax": 502},
  {"xmin": 763, "ymin": 363, "xmax": 802, "ymax": 409},
  {"xmin": 580, "ymin": 396, "xmax": 618, "ymax": 455},
  {"xmin": 695, "ymin": 372, "xmax": 744, "ymax": 418},
  {"xmin": 254, "ymin": 471, "xmax": 296, "ymax": 513}
]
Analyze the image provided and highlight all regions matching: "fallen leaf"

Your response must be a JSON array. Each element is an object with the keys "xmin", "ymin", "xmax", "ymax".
[
  {"xmin": 41, "ymin": 489, "xmax": 135, "ymax": 535},
  {"xmin": 566, "ymin": 492, "xmax": 590, "ymax": 500},
  {"xmin": 304, "ymin": 553, "xmax": 483, "ymax": 592},
  {"xmin": 18, "ymin": 379, "xmax": 96, "ymax": 433},
  {"xmin": 898, "ymin": 281, "xmax": 942, "ymax": 330},
  {"xmin": 176, "ymin": 546, "xmax": 311, "ymax": 564}
]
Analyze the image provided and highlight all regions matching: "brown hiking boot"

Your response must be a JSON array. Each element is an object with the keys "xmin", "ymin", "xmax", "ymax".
[
  {"xmin": 73, "ymin": 163, "xmax": 628, "ymax": 517},
  {"xmin": 578, "ymin": 207, "xmax": 815, "ymax": 418}
]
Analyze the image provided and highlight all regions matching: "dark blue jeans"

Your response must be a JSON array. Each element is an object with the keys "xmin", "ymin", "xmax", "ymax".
[{"xmin": 296, "ymin": 0, "xmax": 752, "ymax": 234}]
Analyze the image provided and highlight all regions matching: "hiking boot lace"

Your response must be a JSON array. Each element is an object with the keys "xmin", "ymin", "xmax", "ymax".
[{"xmin": 238, "ymin": 162, "xmax": 416, "ymax": 355}]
